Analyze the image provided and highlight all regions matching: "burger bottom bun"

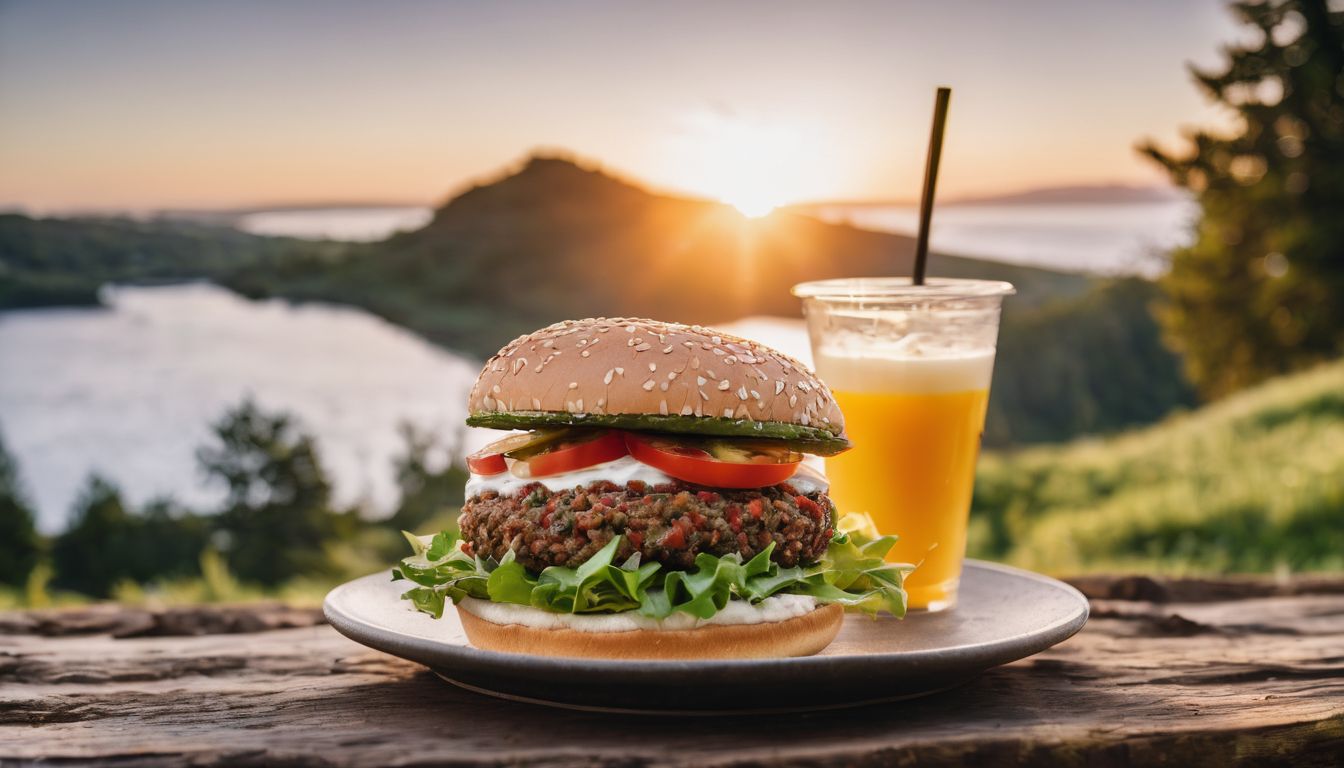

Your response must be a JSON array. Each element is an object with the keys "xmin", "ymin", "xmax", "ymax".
[{"xmin": 456, "ymin": 601, "xmax": 844, "ymax": 660}]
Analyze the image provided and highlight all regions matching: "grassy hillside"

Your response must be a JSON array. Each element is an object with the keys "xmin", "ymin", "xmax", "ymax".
[{"xmin": 971, "ymin": 358, "xmax": 1344, "ymax": 574}]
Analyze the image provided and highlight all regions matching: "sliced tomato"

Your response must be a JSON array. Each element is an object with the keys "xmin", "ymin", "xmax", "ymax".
[
  {"xmin": 466, "ymin": 430, "xmax": 566, "ymax": 476},
  {"xmin": 511, "ymin": 430, "xmax": 629, "ymax": 478},
  {"xmin": 624, "ymin": 434, "xmax": 801, "ymax": 489}
]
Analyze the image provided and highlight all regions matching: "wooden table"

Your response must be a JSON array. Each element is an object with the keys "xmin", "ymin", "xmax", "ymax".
[{"xmin": 2, "ymin": 575, "xmax": 1342, "ymax": 767}]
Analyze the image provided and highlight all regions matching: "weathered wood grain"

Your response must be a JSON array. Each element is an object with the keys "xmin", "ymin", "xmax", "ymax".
[{"xmin": 2, "ymin": 577, "xmax": 1342, "ymax": 767}]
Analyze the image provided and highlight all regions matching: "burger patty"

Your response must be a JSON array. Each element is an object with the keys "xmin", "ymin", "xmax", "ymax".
[{"xmin": 459, "ymin": 479, "xmax": 834, "ymax": 572}]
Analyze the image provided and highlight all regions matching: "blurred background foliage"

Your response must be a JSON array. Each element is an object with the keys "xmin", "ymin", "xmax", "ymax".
[
  {"xmin": 1140, "ymin": 0, "xmax": 1344, "ymax": 398},
  {"xmin": 0, "ymin": 0, "xmax": 1341, "ymax": 606},
  {"xmin": 0, "ymin": 404, "xmax": 465, "ymax": 608}
]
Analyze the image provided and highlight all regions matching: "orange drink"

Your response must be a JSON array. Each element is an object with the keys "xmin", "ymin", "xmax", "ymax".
[{"xmin": 793, "ymin": 278, "xmax": 1012, "ymax": 611}]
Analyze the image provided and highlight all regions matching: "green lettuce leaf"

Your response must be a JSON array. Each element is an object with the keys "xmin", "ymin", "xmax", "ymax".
[{"xmin": 394, "ymin": 517, "xmax": 911, "ymax": 622}]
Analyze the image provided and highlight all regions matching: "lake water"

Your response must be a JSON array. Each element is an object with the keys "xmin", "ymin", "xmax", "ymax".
[
  {"xmin": 810, "ymin": 200, "xmax": 1197, "ymax": 276},
  {"xmin": 237, "ymin": 207, "xmax": 432, "ymax": 242},
  {"xmin": 0, "ymin": 284, "xmax": 500, "ymax": 532},
  {"xmin": 4, "ymin": 198, "xmax": 1196, "ymax": 532},
  {"xmin": 236, "ymin": 200, "xmax": 1198, "ymax": 276}
]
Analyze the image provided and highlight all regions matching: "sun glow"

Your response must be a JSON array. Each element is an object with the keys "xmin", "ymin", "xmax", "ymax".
[
  {"xmin": 727, "ymin": 193, "xmax": 779, "ymax": 218},
  {"xmin": 662, "ymin": 111, "xmax": 820, "ymax": 218}
]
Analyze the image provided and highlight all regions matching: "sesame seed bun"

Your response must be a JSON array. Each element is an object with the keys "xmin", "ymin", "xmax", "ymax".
[
  {"xmin": 456, "ymin": 600, "xmax": 844, "ymax": 660},
  {"xmin": 466, "ymin": 318, "xmax": 846, "ymax": 441}
]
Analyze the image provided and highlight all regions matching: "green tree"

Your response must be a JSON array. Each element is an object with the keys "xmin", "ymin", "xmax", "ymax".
[
  {"xmin": 51, "ymin": 475, "xmax": 134, "ymax": 598},
  {"xmin": 1140, "ymin": 0, "xmax": 1344, "ymax": 398},
  {"xmin": 197, "ymin": 399, "xmax": 343, "ymax": 586},
  {"xmin": 50, "ymin": 479, "xmax": 210, "ymax": 598},
  {"xmin": 0, "ymin": 428, "xmax": 40, "ymax": 587}
]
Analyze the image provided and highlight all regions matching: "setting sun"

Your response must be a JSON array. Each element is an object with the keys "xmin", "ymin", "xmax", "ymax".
[
  {"xmin": 658, "ymin": 110, "xmax": 820, "ymax": 218},
  {"xmin": 725, "ymin": 192, "xmax": 779, "ymax": 218}
]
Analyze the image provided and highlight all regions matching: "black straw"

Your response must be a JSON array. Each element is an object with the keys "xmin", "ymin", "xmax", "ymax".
[{"xmin": 913, "ymin": 87, "xmax": 951, "ymax": 286}]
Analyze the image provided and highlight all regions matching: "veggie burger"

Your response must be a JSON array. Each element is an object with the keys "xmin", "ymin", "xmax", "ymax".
[{"xmin": 394, "ymin": 318, "xmax": 908, "ymax": 659}]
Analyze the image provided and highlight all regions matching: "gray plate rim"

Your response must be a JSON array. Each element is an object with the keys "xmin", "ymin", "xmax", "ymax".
[{"xmin": 323, "ymin": 558, "xmax": 1090, "ymax": 676}]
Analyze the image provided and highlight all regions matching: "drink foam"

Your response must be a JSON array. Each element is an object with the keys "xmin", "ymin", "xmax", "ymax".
[{"xmin": 813, "ymin": 347, "xmax": 995, "ymax": 394}]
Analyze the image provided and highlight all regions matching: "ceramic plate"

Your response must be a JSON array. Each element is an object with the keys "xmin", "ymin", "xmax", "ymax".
[{"xmin": 324, "ymin": 559, "xmax": 1088, "ymax": 713}]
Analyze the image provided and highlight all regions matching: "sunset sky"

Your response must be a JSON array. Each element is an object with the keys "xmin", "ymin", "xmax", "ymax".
[{"xmin": 0, "ymin": 0, "xmax": 1241, "ymax": 213}]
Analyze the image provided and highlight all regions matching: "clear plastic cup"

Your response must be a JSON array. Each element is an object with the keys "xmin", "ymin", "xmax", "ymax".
[{"xmin": 792, "ymin": 277, "xmax": 1013, "ymax": 611}]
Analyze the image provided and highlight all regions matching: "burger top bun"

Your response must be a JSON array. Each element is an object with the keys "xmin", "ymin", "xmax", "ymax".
[{"xmin": 468, "ymin": 317, "xmax": 845, "ymax": 435}]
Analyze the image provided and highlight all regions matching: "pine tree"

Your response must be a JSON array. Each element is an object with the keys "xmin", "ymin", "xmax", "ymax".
[
  {"xmin": 197, "ymin": 399, "xmax": 343, "ymax": 586},
  {"xmin": 51, "ymin": 475, "xmax": 133, "ymax": 597},
  {"xmin": 0, "ymin": 428, "xmax": 40, "ymax": 587},
  {"xmin": 1140, "ymin": 0, "xmax": 1344, "ymax": 398}
]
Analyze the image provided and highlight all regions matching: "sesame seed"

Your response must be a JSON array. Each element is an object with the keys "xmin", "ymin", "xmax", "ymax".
[
  {"xmin": 603, "ymin": 369, "xmax": 614, "ymax": 385},
  {"xmin": 597, "ymin": 397, "xmax": 606, "ymax": 407},
  {"xmin": 625, "ymin": 325, "xmax": 637, "ymax": 333},
  {"xmin": 634, "ymin": 343, "xmax": 651, "ymax": 352},
  {"xmin": 576, "ymin": 399, "xmax": 584, "ymax": 411},
  {"xmin": 706, "ymin": 369, "xmax": 718, "ymax": 380},
  {"xmin": 695, "ymin": 404, "xmax": 704, "ymax": 417},
  {"xmin": 798, "ymin": 382, "xmax": 812, "ymax": 393},
  {"xmin": 789, "ymin": 394, "xmax": 798, "ymax": 407},
  {"xmin": 483, "ymin": 396, "xmax": 494, "ymax": 409},
  {"xmin": 660, "ymin": 381, "xmax": 669, "ymax": 391},
  {"xmin": 568, "ymin": 382, "xmax": 578, "ymax": 389},
  {"xmin": 800, "ymin": 413, "xmax": 810, "ymax": 425},
  {"xmin": 667, "ymin": 371, "xmax": 677, "ymax": 379},
  {"xmin": 513, "ymin": 358, "xmax": 527, "ymax": 374},
  {"xmin": 713, "ymin": 348, "xmax": 726, "ymax": 356},
  {"xmin": 541, "ymin": 340, "xmax": 554, "ymax": 348},
  {"xmin": 534, "ymin": 364, "xmax": 544, "ymax": 373},
  {"xmin": 723, "ymin": 408, "xmax": 734, "ymax": 418},
  {"xmin": 691, "ymin": 357, "xmax": 700, "ymax": 369},
  {"xmin": 724, "ymin": 356, "xmax": 736, "ymax": 365},
  {"xmin": 663, "ymin": 345, "xmax": 674, "ymax": 354},
  {"xmin": 648, "ymin": 363, "xmax": 657, "ymax": 372},
  {"xmin": 711, "ymin": 336, "xmax": 722, "ymax": 344},
  {"xmin": 659, "ymin": 400, "xmax": 669, "ymax": 416},
  {"xmin": 642, "ymin": 380, "xmax": 656, "ymax": 391},
  {"xmin": 681, "ymin": 404, "xmax": 693, "ymax": 416},
  {"xmin": 750, "ymin": 390, "xmax": 760, "ymax": 399},
  {"xmin": 532, "ymin": 398, "xmax": 541, "ymax": 409},
  {"xmin": 492, "ymin": 384, "xmax": 501, "ymax": 393},
  {"xmin": 615, "ymin": 367, "xmax": 624, "ymax": 375},
  {"xmin": 581, "ymin": 350, "xmax": 590, "ymax": 357},
  {"xmin": 697, "ymin": 376, "xmax": 707, "ymax": 386},
  {"xmin": 736, "ymin": 386, "xmax": 748, "ymax": 400},
  {"xmin": 699, "ymin": 390, "xmax": 709, "ymax": 401},
  {"xmin": 718, "ymin": 380, "xmax": 731, "ymax": 391},
  {"xmin": 775, "ymin": 381, "xmax": 785, "ymax": 395}
]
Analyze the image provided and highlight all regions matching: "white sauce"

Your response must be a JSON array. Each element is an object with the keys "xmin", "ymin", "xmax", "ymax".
[
  {"xmin": 456, "ymin": 593, "xmax": 818, "ymax": 633},
  {"xmin": 465, "ymin": 454, "xmax": 829, "ymax": 499}
]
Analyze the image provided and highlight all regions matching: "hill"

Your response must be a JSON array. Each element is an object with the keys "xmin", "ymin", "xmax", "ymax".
[
  {"xmin": 0, "ymin": 153, "xmax": 1194, "ymax": 446},
  {"xmin": 971, "ymin": 358, "xmax": 1344, "ymax": 573},
  {"xmin": 223, "ymin": 156, "xmax": 1092, "ymax": 356}
]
